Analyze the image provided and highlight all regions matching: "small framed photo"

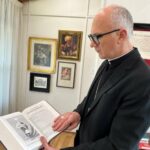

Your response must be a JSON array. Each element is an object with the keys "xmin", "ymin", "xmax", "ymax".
[
  {"xmin": 30, "ymin": 73, "xmax": 50, "ymax": 92},
  {"xmin": 28, "ymin": 37, "xmax": 57, "ymax": 74},
  {"xmin": 58, "ymin": 30, "xmax": 83, "ymax": 60},
  {"xmin": 56, "ymin": 61, "xmax": 76, "ymax": 88}
]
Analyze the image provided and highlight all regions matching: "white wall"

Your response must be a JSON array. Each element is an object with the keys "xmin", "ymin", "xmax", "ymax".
[
  {"xmin": 17, "ymin": 0, "xmax": 104, "ymax": 113},
  {"xmin": 104, "ymin": 1, "xmax": 150, "ymax": 62},
  {"xmin": 105, "ymin": 0, "xmax": 150, "ymax": 23},
  {"xmin": 17, "ymin": 0, "xmax": 150, "ymax": 113}
]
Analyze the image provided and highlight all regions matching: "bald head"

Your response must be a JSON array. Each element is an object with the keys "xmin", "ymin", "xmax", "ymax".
[
  {"xmin": 90, "ymin": 4, "xmax": 134, "ymax": 59},
  {"xmin": 93, "ymin": 4, "xmax": 133, "ymax": 39}
]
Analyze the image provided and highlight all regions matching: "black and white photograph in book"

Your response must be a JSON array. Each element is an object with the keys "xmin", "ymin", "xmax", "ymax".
[
  {"xmin": 6, "ymin": 115, "xmax": 39, "ymax": 141},
  {"xmin": 29, "ymin": 73, "xmax": 50, "ymax": 92}
]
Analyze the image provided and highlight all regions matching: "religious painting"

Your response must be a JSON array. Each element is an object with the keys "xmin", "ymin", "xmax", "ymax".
[
  {"xmin": 58, "ymin": 30, "xmax": 82, "ymax": 60},
  {"xmin": 28, "ymin": 37, "xmax": 57, "ymax": 73}
]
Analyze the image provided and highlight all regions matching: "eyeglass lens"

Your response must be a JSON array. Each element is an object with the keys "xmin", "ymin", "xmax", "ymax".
[{"xmin": 88, "ymin": 29, "xmax": 120, "ymax": 44}]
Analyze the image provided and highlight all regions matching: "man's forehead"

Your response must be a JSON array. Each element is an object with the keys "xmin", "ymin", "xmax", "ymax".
[
  {"xmin": 91, "ymin": 10, "xmax": 113, "ymax": 33},
  {"xmin": 91, "ymin": 17, "xmax": 106, "ymax": 33}
]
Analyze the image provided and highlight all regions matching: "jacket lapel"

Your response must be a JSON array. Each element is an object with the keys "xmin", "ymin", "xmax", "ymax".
[
  {"xmin": 85, "ymin": 50, "xmax": 141, "ymax": 117},
  {"xmin": 86, "ymin": 60, "xmax": 108, "ymax": 98}
]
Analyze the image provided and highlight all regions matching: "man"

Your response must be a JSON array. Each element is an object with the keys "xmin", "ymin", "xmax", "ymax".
[{"xmin": 40, "ymin": 4, "xmax": 150, "ymax": 150}]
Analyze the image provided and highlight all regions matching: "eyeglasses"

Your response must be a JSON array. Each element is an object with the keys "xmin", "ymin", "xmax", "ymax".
[{"xmin": 88, "ymin": 29, "xmax": 120, "ymax": 44}]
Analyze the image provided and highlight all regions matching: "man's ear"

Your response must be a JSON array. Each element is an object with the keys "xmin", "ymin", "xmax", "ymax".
[
  {"xmin": 119, "ymin": 29, "xmax": 128, "ymax": 40},
  {"xmin": 117, "ymin": 29, "xmax": 127, "ymax": 44}
]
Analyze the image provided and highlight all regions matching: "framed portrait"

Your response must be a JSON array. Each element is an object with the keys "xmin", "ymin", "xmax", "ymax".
[
  {"xmin": 56, "ymin": 61, "xmax": 76, "ymax": 88},
  {"xmin": 29, "ymin": 73, "xmax": 50, "ymax": 92},
  {"xmin": 28, "ymin": 37, "xmax": 57, "ymax": 74},
  {"xmin": 58, "ymin": 30, "xmax": 83, "ymax": 60}
]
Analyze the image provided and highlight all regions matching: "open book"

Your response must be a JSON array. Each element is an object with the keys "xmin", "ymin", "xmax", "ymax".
[{"xmin": 0, "ymin": 101, "xmax": 60, "ymax": 150}]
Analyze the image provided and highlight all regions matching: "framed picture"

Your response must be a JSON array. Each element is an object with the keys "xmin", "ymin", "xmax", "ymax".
[
  {"xmin": 30, "ymin": 73, "xmax": 50, "ymax": 92},
  {"xmin": 28, "ymin": 37, "xmax": 57, "ymax": 74},
  {"xmin": 134, "ymin": 23, "xmax": 150, "ymax": 31},
  {"xmin": 56, "ymin": 61, "xmax": 76, "ymax": 88},
  {"xmin": 58, "ymin": 30, "xmax": 83, "ymax": 60},
  {"xmin": 133, "ymin": 23, "xmax": 150, "ymax": 59}
]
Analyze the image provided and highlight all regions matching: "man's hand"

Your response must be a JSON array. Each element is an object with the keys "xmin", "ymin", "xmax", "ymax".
[
  {"xmin": 40, "ymin": 136, "xmax": 58, "ymax": 150},
  {"xmin": 52, "ymin": 112, "xmax": 80, "ymax": 131}
]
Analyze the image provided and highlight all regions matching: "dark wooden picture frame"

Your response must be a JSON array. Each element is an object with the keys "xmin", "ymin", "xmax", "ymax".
[
  {"xmin": 134, "ymin": 23, "xmax": 150, "ymax": 31},
  {"xmin": 30, "ymin": 73, "xmax": 50, "ymax": 92}
]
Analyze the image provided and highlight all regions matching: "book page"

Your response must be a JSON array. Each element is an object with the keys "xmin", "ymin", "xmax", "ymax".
[
  {"xmin": 0, "ymin": 112, "xmax": 41, "ymax": 149},
  {"xmin": 23, "ymin": 101, "xmax": 60, "ymax": 141}
]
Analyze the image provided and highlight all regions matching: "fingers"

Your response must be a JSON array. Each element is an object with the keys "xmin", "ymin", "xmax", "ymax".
[
  {"xmin": 66, "ymin": 122, "xmax": 78, "ymax": 130},
  {"xmin": 53, "ymin": 115, "xmax": 70, "ymax": 131},
  {"xmin": 52, "ymin": 112, "xmax": 80, "ymax": 132},
  {"xmin": 53, "ymin": 115, "xmax": 61, "ymax": 122},
  {"xmin": 52, "ymin": 115, "xmax": 63, "ymax": 130},
  {"xmin": 40, "ymin": 136, "xmax": 50, "ymax": 150}
]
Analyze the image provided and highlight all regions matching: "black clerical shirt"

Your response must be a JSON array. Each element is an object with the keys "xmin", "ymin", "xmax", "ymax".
[{"xmin": 85, "ymin": 48, "xmax": 136, "ymax": 112}]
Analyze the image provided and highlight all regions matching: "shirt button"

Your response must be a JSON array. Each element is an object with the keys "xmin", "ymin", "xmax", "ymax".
[{"xmin": 88, "ymin": 108, "xmax": 91, "ymax": 112}]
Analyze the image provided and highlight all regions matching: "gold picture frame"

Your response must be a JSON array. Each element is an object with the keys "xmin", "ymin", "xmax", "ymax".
[
  {"xmin": 28, "ymin": 37, "xmax": 57, "ymax": 73},
  {"xmin": 58, "ymin": 30, "xmax": 83, "ymax": 60}
]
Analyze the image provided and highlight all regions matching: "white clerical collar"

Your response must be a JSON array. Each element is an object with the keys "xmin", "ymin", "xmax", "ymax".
[{"xmin": 108, "ymin": 50, "xmax": 133, "ymax": 63}]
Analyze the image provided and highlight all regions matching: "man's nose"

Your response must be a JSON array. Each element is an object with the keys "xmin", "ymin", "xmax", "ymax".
[{"xmin": 90, "ymin": 41, "xmax": 97, "ymax": 48}]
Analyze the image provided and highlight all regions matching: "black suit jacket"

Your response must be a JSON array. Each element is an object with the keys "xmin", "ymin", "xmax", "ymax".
[{"xmin": 62, "ymin": 48, "xmax": 150, "ymax": 150}]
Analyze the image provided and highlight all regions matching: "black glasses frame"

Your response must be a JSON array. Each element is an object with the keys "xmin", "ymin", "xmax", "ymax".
[{"xmin": 88, "ymin": 29, "xmax": 120, "ymax": 44}]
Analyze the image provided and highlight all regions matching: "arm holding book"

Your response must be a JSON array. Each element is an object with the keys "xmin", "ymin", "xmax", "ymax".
[
  {"xmin": 40, "ymin": 112, "xmax": 80, "ymax": 150},
  {"xmin": 0, "ymin": 101, "xmax": 60, "ymax": 150}
]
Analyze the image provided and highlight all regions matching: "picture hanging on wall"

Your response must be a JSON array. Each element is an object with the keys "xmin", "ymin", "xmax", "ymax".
[
  {"xmin": 56, "ymin": 61, "xmax": 76, "ymax": 88},
  {"xmin": 133, "ymin": 23, "xmax": 150, "ymax": 59},
  {"xmin": 29, "ymin": 73, "xmax": 50, "ymax": 93},
  {"xmin": 28, "ymin": 37, "xmax": 57, "ymax": 74},
  {"xmin": 58, "ymin": 30, "xmax": 82, "ymax": 60}
]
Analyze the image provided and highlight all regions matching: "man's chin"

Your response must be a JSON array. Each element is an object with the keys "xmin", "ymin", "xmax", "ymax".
[{"xmin": 98, "ymin": 53, "xmax": 103, "ymax": 59}]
